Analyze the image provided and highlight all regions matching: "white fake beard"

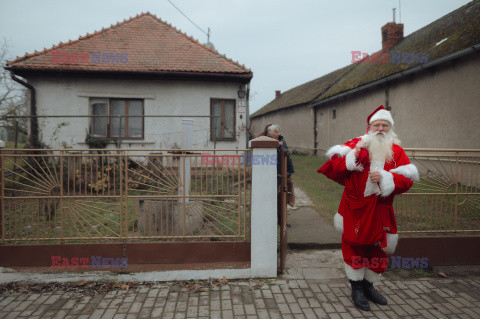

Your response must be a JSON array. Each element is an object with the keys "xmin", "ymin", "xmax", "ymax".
[
  {"xmin": 362, "ymin": 130, "xmax": 396, "ymax": 197},
  {"xmin": 365, "ymin": 130, "xmax": 395, "ymax": 164}
]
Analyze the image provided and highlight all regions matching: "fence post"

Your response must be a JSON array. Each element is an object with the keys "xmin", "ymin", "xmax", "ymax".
[
  {"xmin": 0, "ymin": 139, "xmax": 4, "ymax": 244},
  {"xmin": 249, "ymin": 136, "xmax": 278, "ymax": 277}
]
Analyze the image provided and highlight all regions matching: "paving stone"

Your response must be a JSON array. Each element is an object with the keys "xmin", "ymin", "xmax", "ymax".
[
  {"xmin": 100, "ymin": 308, "xmax": 117, "ymax": 319},
  {"xmin": 150, "ymin": 307, "xmax": 164, "ymax": 318}
]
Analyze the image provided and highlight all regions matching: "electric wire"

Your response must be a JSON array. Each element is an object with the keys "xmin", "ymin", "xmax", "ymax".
[{"xmin": 166, "ymin": 0, "xmax": 209, "ymax": 38}]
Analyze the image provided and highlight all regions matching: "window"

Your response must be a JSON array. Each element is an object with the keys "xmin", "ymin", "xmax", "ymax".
[
  {"xmin": 332, "ymin": 109, "xmax": 336, "ymax": 119},
  {"xmin": 210, "ymin": 99, "xmax": 236, "ymax": 140},
  {"xmin": 90, "ymin": 98, "xmax": 144, "ymax": 139}
]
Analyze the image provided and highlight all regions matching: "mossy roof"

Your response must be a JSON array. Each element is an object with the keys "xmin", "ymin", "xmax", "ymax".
[{"xmin": 252, "ymin": 0, "xmax": 480, "ymax": 118}]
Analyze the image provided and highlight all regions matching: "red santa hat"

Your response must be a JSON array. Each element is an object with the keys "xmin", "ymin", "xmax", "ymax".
[{"xmin": 367, "ymin": 105, "xmax": 394, "ymax": 127}]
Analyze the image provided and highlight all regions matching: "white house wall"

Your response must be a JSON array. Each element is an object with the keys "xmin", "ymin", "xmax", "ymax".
[{"xmin": 28, "ymin": 76, "xmax": 248, "ymax": 151}]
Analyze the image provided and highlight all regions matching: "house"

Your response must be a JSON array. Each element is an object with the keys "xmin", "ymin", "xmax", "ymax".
[
  {"xmin": 5, "ymin": 12, "xmax": 253, "ymax": 150},
  {"xmin": 251, "ymin": 1, "xmax": 480, "ymax": 154}
]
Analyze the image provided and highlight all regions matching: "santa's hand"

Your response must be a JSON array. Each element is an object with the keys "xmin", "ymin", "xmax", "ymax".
[
  {"xmin": 369, "ymin": 171, "xmax": 382, "ymax": 183},
  {"xmin": 355, "ymin": 140, "xmax": 365, "ymax": 152}
]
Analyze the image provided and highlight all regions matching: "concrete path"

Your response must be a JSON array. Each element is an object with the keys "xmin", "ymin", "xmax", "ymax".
[
  {"xmin": 1, "ymin": 249, "xmax": 480, "ymax": 318},
  {"xmin": 287, "ymin": 187, "xmax": 341, "ymax": 249}
]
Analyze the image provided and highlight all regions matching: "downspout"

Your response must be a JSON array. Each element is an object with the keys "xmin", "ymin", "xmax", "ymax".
[
  {"xmin": 313, "ymin": 106, "xmax": 317, "ymax": 156},
  {"xmin": 246, "ymin": 83, "xmax": 250, "ymax": 148},
  {"xmin": 10, "ymin": 73, "xmax": 38, "ymax": 148}
]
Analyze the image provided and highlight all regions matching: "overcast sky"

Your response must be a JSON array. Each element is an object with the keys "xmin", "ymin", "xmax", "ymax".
[{"xmin": 0, "ymin": 0, "xmax": 472, "ymax": 113}]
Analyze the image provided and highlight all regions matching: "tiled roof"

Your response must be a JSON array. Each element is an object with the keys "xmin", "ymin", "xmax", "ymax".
[
  {"xmin": 252, "ymin": 0, "xmax": 480, "ymax": 118},
  {"xmin": 251, "ymin": 65, "xmax": 355, "ymax": 117},
  {"xmin": 6, "ymin": 12, "xmax": 252, "ymax": 79}
]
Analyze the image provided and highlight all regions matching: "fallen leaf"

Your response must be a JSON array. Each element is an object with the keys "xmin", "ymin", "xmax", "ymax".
[
  {"xmin": 120, "ymin": 284, "xmax": 130, "ymax": 290},
  {"xmin": 218, "ymin": 276, "xmax": 229, "ymax": 285},
  {"xmin": 113, "ymin": 281, "xmax": 123, "ymax": 288},
  {"xmin": 253, "ymin": 281, "xmax": 265, "ymax": 289},
  {"xmin": 438, "ymin": 272, "xmax": 448, "ymax": 278},
  {"xmin": 187, "ymin": 283, "xmax": 198, "ymax": 290}
]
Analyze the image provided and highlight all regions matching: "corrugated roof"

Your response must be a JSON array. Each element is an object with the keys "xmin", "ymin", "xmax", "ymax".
[
  {"xmin": 252, "ymin": 0, "xmax": 480, "ymax": 118},
  {"xmin": 6, "ymin": 12, "xmax": 252, "ymax": 79}
]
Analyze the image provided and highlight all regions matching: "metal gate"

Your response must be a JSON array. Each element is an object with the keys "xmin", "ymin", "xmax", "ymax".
[
  {"xmin": 395, "ymin": 149, "xmax": 480, "ymax": 234},
  {"xmin": 278, "ymin": 148, "xmax": 288, "ymax": 273},
  {"xmin": 0, "ymin": 148, "xmax": 252, "ymax": 267}
]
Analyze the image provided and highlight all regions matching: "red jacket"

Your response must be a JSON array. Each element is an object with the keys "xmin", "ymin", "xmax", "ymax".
[{"xmin": 318, "ymin": 136, "xmax": 419, "ymax": 248}]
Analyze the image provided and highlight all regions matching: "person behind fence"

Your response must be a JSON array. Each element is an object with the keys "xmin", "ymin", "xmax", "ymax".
[
  {"xmin": 317, "ymin": 106, "xmax": 419, "ymax": 311},
  {"xmin": 259, "ymin": 124, "xmax": 295, "ymax": 224}
]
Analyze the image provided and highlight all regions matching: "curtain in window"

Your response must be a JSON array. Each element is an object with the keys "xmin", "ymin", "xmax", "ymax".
[
  {"xmin": 223, "ymin": 101, "xmax": 235, "ymax": 139},
  {"xmin": 111, "ymin": 100, "xmax": 126, "ymax": 137},
  {"xmin": 128, "ymin": 100, "xmax": 143, "ymax": 138},
  {"xmin": 91, "ymin": 102, "xmax": 107, "ymax": 137},
  {"xmin": 212, "ymin": 100, "xmax": 222, "ymax": 139}
]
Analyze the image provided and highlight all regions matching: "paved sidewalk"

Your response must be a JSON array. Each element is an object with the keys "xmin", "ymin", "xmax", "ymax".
[
  {"xmin": 1, "ymin": 273, "xmax": 479, "ymax": 318},
  {"xmin": 1, "ymin": 248, "xmax": 480, "ymax": 319}
]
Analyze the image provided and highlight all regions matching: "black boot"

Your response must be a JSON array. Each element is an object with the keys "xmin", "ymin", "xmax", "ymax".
[
  {"xmin": 349, "ymin": 280, "xmax": 370, "ymax": 311},
  {"xmin": 362, "ymin": 279, "xmax": 388, "ymax": 305}
]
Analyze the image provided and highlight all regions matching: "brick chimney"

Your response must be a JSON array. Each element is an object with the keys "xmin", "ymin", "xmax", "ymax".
[
  {"xmin": 275, "ymin": 90, "xmax": 281, "ymax": 99},
  {"xmin": 381, "ymin": 22, "xmax": 404, "ymax": 51}
]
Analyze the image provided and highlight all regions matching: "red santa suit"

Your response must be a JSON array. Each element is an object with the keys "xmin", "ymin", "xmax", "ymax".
[{"xmin": 318, "ymin": 113, "xmax": 419, "ymax": 282}]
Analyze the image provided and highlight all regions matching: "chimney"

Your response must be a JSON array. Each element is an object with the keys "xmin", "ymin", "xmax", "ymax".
[
  {"xmin": 275, "ymin": 90, "xmax": 282, "ymax": 99},
  {"xmin": 381, "ymin": 22, "xmax": 404, "ymax": 51}
]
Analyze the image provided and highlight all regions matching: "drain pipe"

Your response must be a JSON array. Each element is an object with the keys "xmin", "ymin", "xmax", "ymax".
[{"xmin": 10, "ymin": 73, "xmax": 38, "ymax": 148}]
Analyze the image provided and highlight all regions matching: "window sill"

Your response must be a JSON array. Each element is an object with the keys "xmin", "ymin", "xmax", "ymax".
[
  {"xmin": 210, "ymin": 138, "xmax": 237, "ymax": 142},
  {"xmin": 76, "ymin": 138, "xmax": 156, "ymax": 145}
]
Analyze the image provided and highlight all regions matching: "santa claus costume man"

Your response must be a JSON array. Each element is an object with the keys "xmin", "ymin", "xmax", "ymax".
[{"xmin": 318, "ymin": 106, "xmax": 419, "ymax": 311}]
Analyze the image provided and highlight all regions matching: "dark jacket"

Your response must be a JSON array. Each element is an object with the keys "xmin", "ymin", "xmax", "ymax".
[{"xmin": 278, "ymin": 135, "xmax": 294, "ymax": 176}]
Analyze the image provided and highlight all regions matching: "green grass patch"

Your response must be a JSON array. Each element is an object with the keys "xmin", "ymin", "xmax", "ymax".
[{"xmin": 290, "ymin": 154, "xmax": 344, "ymax": 223}]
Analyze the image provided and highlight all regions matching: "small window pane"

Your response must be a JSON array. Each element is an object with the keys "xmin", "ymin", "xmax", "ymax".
[
  {"xmin": 128, "ymin": 100, "xmax": 143, "ymax": 138},
  {"xmin": 111, "ymin": 100, "xmax": 126, "ymax": 137},
  {"xmin": 223, "ymin": 101, "xmax": 234, "ymax": 138},
  {"xmin": 92, "ymin": 102, "xmax": 107, "ymax": 137},
  {"xmin": 212, "ymin": 101, "xmax": 222, "ymax": 139}
]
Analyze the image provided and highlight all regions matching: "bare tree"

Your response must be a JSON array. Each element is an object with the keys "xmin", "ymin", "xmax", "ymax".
[{"xmin": 0, "ymin": 38, "xmax": 28, "ymax": 138}]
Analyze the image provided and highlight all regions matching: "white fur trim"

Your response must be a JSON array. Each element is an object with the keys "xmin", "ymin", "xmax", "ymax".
[
  {"xmin": 369, "ymin": 109, "xmax": 394, "ymax": 126},
  {"xmin": 364, "ymin": 160, "xmax": 385, "ymax": 197},
  {"xmin": 390, "ymin": 164, "xmax": 420, "ymax": 182},
  {"xmin": 386, "ymin": 233, "xmax": 399, "ymax": 255},
  {"xmin": 364, "ymin": 180, "xmax": 379, "ymax": 197},
  {"xmin": 345, "ymin": 149, "xmax": 364, "ymax": 171},
  {"xmin": 364, "ymin": 268, "xmax": 381, "ymax": 283},
  {"xmin": 345, "ymin": 263, "xmax": 366, "ymax": 281},
  {"xmin": 334, "ymin": 212, "xmax": 343, "ymax": 233},
  {"xmin": 378, "ymin": 170, "xmax": 395, "ymax": 197},
  {"xmin": 326, "ymin": 145, "xmax": 352, "ymax": 158}
]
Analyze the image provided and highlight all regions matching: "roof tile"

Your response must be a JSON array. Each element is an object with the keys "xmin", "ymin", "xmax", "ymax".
[{"xmin": 6, "ymin": 12, "xmax": 252, "ymax": 78}]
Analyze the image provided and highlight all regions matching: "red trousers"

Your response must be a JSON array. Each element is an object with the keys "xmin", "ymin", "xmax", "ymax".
[{"xmin": 342, "ymin": 240, "xmax": 388, "ymax": 274}]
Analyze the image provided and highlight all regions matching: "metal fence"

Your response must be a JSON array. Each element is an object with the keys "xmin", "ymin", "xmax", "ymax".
[
  {"xmin": 0, "ymin": 148, "xmax": 251, "ymax": 244},
  {"xmin": 395, "ymin": 149, "xmax": 480, "ymax": 234}
]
